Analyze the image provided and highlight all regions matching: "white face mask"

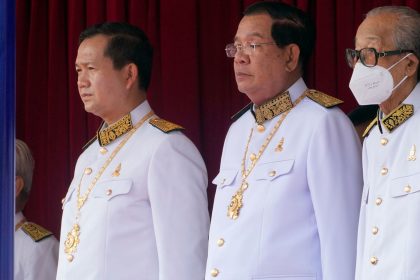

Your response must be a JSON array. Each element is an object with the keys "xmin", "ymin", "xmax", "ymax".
[{"xmin": 349, "ymin": 53, "xmax": 411, "ymax": 105}]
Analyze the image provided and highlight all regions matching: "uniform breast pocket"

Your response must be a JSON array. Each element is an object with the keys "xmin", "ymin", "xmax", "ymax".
[
  {"xmin": 389, "ymin": 171, "xmax": 420, "ymax": 198},
  {"xmin": 253, "ymin": 159, "xmax": 294, "ymax": 182},
  {"xmin": 212, "ymin": 169, "xmax": 239, "ymax": 189},
  {"xmin": 92, "ymin": 179, "xmax": 133, "ymax": 201}
]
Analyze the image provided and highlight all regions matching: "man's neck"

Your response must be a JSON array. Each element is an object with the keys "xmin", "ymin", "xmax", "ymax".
[{"xmin": 380, "ymin": 78, "xmax": 417, "ymax": 115}]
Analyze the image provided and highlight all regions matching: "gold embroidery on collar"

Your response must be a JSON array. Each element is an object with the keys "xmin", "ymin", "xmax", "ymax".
[
  {"xmin": 381, "ymin": 104, "xmax": 414, "ymax": 133},
  {"xmin": 97, "ymin": 114, "xmax": 133, "ymax": 146},
  {"xmin": 254, "ymin": 91, "xmax": 293, "ymax": 124}
]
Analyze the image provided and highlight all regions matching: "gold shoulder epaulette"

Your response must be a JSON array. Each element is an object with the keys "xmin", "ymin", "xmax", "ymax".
[
  {"xmin": 82, "ymin": 135, "xmax": 97, "ymax": 151},
  {"xmin": 149, "ymin": 118, "xmax": 184, "ymax": 133},
  {"xmin": 306, "ymin": 89, "xmax": 344, "ymax": 108},
  {"xmin": 21, "ymin": 222, "xmax": 53, "ymax": 242},
  {"xmin": 362, "ymin": 118, "xmax": 378, "ymax": 138}
]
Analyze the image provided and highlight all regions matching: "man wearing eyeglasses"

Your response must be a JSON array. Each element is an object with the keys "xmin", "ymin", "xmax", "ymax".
[
  {"xmin": 346, "ymin": 6, "xmax": 420, "ymax": 280},
  {"xmin": 205, "ymin": 2, "xmax": 363, "ymax": 279}
]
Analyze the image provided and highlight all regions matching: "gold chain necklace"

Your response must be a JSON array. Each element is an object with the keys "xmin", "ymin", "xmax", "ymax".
[
  {"xmin": 64, "ymin": 111, "xmax": 154, "ymax": 262},
  {"xmin": 227, "ymin": 92, "xmax": 307, "ymax": 219}
]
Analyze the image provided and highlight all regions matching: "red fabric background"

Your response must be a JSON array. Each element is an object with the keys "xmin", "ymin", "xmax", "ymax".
[{"xmin": 16, "ymin": 0, "xmax": 420, "ymax": 236}]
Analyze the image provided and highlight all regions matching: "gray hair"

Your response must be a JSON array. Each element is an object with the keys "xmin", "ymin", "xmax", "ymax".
[
  {"xmin": 367, "ymin": 6, "xmax": 420, "ymax": 79},
  {"xmin": 16, "ymin": 139, "xmax": 35, "ymax": 197}
]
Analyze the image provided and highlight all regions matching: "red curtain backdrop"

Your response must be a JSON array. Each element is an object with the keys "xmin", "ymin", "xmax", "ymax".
[{"xmin": 16, "ymin": 0, "xmax": 420, "ymax": 236}]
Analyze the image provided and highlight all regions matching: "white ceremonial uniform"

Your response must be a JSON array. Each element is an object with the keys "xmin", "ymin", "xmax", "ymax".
[
  {"xmin": 14, "ymin": 212, "xmax": 59, "ymax": 280},
  {"xmin": 356, "ymin": 82, "xmax": 420, "ymax": 280},
  {"xmin": 56, "ymin": 100, "xmax": 209, "ymax": 280},
  {"xmin": 206, "ymin": 78, "xmax": 363, "ymax": 280}
]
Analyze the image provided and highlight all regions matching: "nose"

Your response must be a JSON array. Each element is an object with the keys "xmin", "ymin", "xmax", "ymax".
[
  {"xmin": 77, "ymin": 71, "xmax": 89, "ymax": 89},
  {"xmin": 234, "ymin": 50, "xmax": 249, "ymax": 65}
]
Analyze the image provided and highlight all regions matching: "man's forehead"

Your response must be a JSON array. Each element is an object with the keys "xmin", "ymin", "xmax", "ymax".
[
  {"xmin": 235, "ymin": 14, "xmax": 273, "ymax": 40},
  {"xmin": 355, "ymin": 14, "xmax": 397, "ymax": 47}
]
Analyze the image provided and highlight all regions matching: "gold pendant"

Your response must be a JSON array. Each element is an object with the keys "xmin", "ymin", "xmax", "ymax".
[
  {"xmin": 227, "ymin": 189, "xmax": 244, "ymax": 220},
  {"xmin": 275, "ymin": 137, "xmax": 285, "ymax": 152},
  {"xmin": 112, "ymin": 163, "xmax": 122, "ymax": 177},
  {"xmin": 408, "ymin": 144, "xmax": 416, "ymax": 161},
  {"xmin": 64, "ymin": 223, "xmax": 81, "ymax": 262}
]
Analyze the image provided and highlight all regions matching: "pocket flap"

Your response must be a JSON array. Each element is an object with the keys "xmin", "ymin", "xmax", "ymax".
[
  {"xmin": 212, "ymin": 169, "xmax": 239, "ymax": 188},
  {"xmin": 92, "ymin": 179, "xmax": 133, "ymax": 200},
  {"xmin": 390, "ymin": 172, "xmax": 420, "ymax": 197},
  {"xmin": 253, "ymin": 159, "xmax": 294, "ymax": 181}
]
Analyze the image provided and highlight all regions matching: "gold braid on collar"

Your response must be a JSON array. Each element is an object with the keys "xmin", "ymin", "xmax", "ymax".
[
  {"xmin": 254, "ymin": 91, "xmax": 293, "ymax": 124},
  {"xmin": 382, "ymin": 104, "xmax": 414, "ymax": 133},
  {"xmin": 97, "ymin": 114, "xmax": 133, "ymax": 146}
]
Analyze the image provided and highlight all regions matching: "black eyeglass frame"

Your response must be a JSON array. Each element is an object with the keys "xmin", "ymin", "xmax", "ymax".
[{"xmin": 345, "ymin": 48, "xmax": 414, "ymax": 68}]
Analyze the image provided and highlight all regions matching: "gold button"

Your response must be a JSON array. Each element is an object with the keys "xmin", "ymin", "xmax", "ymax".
[
  {"xmin": 380, "ymin": 138, "xmax": 388, "ymax": 145},
  {"xmin": 375, "ymin": 197, "xmax": 383, "ymax": 206},
  {"xmin": 249, "ymin": 153, "xmax": 256, "ymax": 161},
  {"xmin": 404, "ymin": 185, "xmax": 412, "ymax": 193},
  {"xmin": 257, "ymin": 124, "xmax": 265, "ymax": 132},
  {"xmin": 268, "ymin": 170, "xmax": 276, "ymax": 177},
  {"xmin": 106, "ymin": 189, "xmax": 112, "ymax": 196},
  {"xmin": 210, "ymin": 268, "xmax": 219, "ymax": 277},
  {"xmin": 370, "ymin": 256, "xmax": 378, "ymax": 265},
  {"xmin": 217, "ymin": 238, "xmax": 225, "ymax": 247},
  {"xmin": 100, "ymin": 147, "xmax": 108, "ymax": 154},
  {"xmin": 380, "ymin": 168, "xmax": 388, "ymax": 175},
  {"xmin": 372, "ymin": 226, "xmax": 379, "ymax": 235},
  {"xmin": 84, "ymin": 167, "xmax": 92, "ymax": 175}
]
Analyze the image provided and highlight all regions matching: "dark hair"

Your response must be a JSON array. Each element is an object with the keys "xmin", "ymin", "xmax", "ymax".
[
  {"xmin": 348, "ymin": 105, "xmax": 378, "ymax": 126},
  {"xmin": 244, "ymin": 1, "xmax": 316, "ymax": 68},
  {"xmin": 79, "ymin": 22, "xmax": 153, "ymax": 91}
]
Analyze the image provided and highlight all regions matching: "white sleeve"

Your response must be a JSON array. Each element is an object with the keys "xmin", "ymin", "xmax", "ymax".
[
  {"xmin": 306, "ymin": 109, "xmax": 363, "ymax": 280},
  {"xmin": 148, "ymin": 133, "xmax": 210, "ymax": 280}
]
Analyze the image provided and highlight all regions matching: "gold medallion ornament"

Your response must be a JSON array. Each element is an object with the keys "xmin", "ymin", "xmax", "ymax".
[
  {"xmin": 64, "ymin": 111, "xmax": 154, "ymax": 262},
  {"xmin": 227, "ymin": 91, "xmax": 307, "ymax": 220},
  {"xmin": 64, "ymin": 224, "xmax": 80, "ymax": 262}
]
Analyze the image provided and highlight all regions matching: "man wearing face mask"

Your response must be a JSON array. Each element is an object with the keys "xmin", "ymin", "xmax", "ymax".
[{"xmin": 346, "ymin": 6, "xmax": 420, "ymax": 280}]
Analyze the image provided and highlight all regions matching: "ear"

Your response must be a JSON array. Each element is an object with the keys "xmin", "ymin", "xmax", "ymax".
[
  {"xmin": 405, "ymin": 54, "xmax": 419, "ymax": 78},
  {"xmin": 124, "ymin": 63, "xmax": 139, "ymax": 90},
  {"xmin": 284, "ymin": 44, "xmax": 300, "ymax": 72},
  {"xmin": 15, "ymin": 176, "xmax": 24, "ymax": 198}
]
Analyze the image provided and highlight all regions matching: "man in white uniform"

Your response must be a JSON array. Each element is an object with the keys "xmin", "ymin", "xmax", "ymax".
[
  {"xmin": 15, "ymin": 139, "xmax": 59, "ymax": 280},
  {"xmin": 206, "ymin": 2, "xmax": 363, "ymax": 279},
  {"xmin": 346, "ymin": 6, "xmax": 420, "ymax": 280},
  {"xmin": 56, "ymin": 22, "xmax": 209, "ymax": 280}
]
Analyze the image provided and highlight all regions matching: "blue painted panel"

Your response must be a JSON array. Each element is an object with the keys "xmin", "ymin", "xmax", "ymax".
[{"xmin": 0, "ymin": 0, "xmax": 15, "ymax": 279}]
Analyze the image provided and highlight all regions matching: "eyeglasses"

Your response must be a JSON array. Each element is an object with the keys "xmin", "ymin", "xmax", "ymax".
[
  {"xmin": 345, "ymin": 48, "xmax": 414, "ymax": 68},
  {"xmin": 225, "ymin": 42, "xmax": 276, "ymax": 57}
]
